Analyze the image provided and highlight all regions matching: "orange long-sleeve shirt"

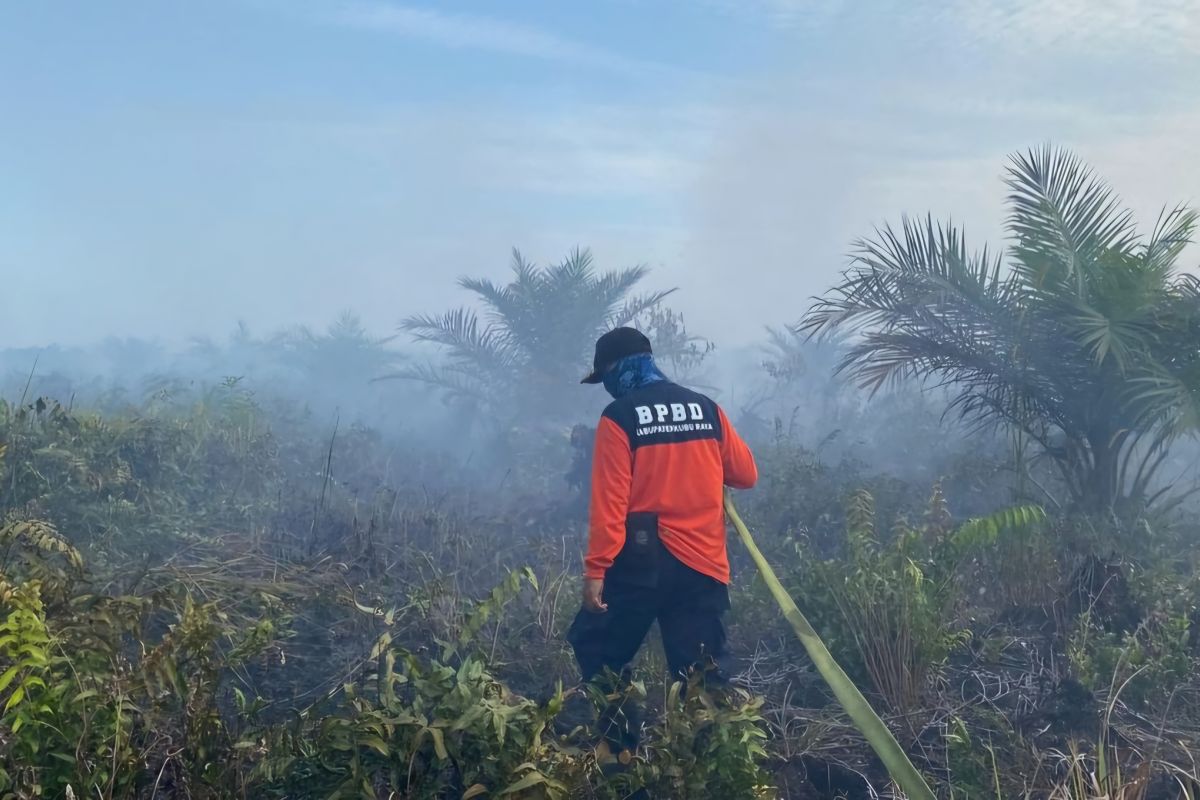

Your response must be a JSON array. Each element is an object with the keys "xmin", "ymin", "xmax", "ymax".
[{"xmin": 585, "ymin": 381, "xmax": 757, "ymax": 584}]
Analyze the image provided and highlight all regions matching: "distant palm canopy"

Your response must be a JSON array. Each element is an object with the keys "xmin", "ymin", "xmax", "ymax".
[{"xmin": 388, "ymin": 248, "xmax": 708, "ymax": 424}]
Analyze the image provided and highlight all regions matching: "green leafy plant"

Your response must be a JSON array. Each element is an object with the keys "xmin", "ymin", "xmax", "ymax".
[
  {"xmin": 258, "ymin": 641, "xmax": 582, "ymax": 799},
  {"xmin": 611, "ymin": 671, "xmax": 773, "ymax": 800},
  {"xmin": 793, "ymin": 485, "xmax": 1044, "ymax": 715},
  {"xmin": 725, "ymin": 492, "xmax": 938, "ymax": 800},
  {"xmin": 800, "ymin": 145, "xmax": 1200, "ymax": 514},
  {"xmin": 807, "ymin": 488, "xmax": 971, "ymax": 714}
]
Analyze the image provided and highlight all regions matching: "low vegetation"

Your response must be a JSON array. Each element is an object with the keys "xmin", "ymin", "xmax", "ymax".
[{"xmin": 2, "ymin": 146, "xmax": 1198, "ymax": 798}]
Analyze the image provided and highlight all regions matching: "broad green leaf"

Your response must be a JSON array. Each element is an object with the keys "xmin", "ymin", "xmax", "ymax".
[
  {"xmin": 500, "ymin": 771, "xmax": 562, "ymax": 795},
  {"xmin": 5, "ymin": 685, "xmax": 26, "ymax": 712},
  {"xmin": 0, "ymin": 666, "xmax": 21, "ymax": 694},
  {"xmin": 429, "ymin": 727, "xmax": 449, "ymax": 760},
  {"xmin": 360, "ymin": 736, "xmax": 390, "ymax": 757}
]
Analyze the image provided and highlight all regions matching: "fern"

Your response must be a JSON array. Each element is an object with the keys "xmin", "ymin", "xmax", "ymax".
[
  {"xmin": 0, "ymin": 518, "xmax": 83, "ymax": 571},
  {"xmin": 0, "ymin": 580, "xmax": 51, "ymax": 716},
  {"xmin": 952, "ymin": 505, "xmax": 1047, "ymax": 549},
  {"xmin": 924, "ymin": 480, "xmax": 953, "ymax": 536},
  {"xmin": 446, "ymin": 566, "xmax": 538, "ymax": 661},
  {"xmin": 845, "ymin": 488, "xmax": 877, "ymax": 554},
  {"xmin": 0, "ymin": 581, "xmax": 54, "ymax": 794}
]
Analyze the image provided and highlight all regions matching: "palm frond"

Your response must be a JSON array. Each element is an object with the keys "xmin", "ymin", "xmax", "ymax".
[
  {"xmin": 1144, "ymin": 204, "xmax": 1197, "ymax": 274},
  {"xmin": 610, "ymin": 288, "xmax": 677, "ymax": 328},
  {"xmin": 399, "ymin": 308, "xmax": 515, "ymax": 372},
  {"xmin": 804, "ymin": 144, "xmax": 1200, "ymax": 511},
  {"xmin": 509, "ymin": 247, "xmax": 540, "ymax": 287},
  {"xmin": 952, "ymin": 505, "xmax": 1046, "ymax": 549},
  {"xmin": 374, "ymin": 362, "xmax": 491, "ymax": 403},
  {"xmin": 1124, "ymin": 364, "xmax": 1200, "ymax": 439},
  {"xmin": 1005, "ymin": 145, "xmax": 1138, "ymax": 296},
  {"xmin": 1063, "ymin": 304, "xmax": 1153, "ymax": 372},
  {"xmin": 800, "ymin": 216, "xmax": 1015, "ymax": 344},
  {"xmin": 458, "ymin": 276, "xmax": 512, "ymax": 312},
  {"xmin": 595, "ymin": 266, "xmax": 658, "ymax": 316},
  {"xmin": 551, "ymin": 246, "xmax": 596, "ymax": 286}
]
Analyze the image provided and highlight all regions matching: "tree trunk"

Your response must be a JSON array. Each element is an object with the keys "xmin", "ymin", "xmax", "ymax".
[{"xmin": 1082, "ymin": 432, "xmax": 1121, "ymax": 514}]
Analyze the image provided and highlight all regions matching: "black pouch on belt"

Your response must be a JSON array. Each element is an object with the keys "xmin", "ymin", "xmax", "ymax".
[{"xmin": 605, "ymin": 512, "xmax": 660, "ymax": 588}]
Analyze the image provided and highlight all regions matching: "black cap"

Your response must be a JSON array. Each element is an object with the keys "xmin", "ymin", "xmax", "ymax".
[{"xmin": 581, "ymin": 327, "xmax": 652, "ymax": 384}]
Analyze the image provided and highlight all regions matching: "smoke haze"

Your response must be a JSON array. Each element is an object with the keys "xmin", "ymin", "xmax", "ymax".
[{"xmin": 3, "ymin": 0, "xmax": 1197, "ymax": 350}]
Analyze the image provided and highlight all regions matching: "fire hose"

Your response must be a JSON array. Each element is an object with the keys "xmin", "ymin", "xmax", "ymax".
[{"xmin": 724, "ymin": 491, "xmax": 937, "ymax": 800}]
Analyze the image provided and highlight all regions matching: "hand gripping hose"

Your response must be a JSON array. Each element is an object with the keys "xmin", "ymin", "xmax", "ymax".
[{"xmin": 724, "ymin": 492, "xmax": 937, "ymax": 800}]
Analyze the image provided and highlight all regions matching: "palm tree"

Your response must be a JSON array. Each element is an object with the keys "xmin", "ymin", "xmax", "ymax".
[
  {"xmin": 388, "ymin": 247, "xmax": 675, "ymax": 424},
  {"xmin": 283, "ymin": 311, "xmax": 399, "ymax": 388},
  {"xmin": 799, "ymin": 146, "xmax": 1200, "ymax": 514},
  {"xmin": 739, "ymin": 327, "xmax": 850, "ymax": 433},
  {"xmin": 181, "ymin": 321, "xmax": 287, "ymax": 384}
]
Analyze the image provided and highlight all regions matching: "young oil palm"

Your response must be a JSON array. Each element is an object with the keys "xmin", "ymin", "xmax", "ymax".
[
  {"xmin": 389, "ymin": 247, "xmax": 675, "ymax": 424},
  {"xmin": 283, "ymin": 311, "xmax": 398, "ymax": 388},
  {"xmin": 800, "ymin": 145, "xmax": 1200, "ymax": 514}
]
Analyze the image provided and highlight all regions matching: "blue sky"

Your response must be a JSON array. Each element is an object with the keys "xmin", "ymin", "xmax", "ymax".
[{"xmin": 2, "ymin": 0, "xmax": 1198, "ymax": 349}]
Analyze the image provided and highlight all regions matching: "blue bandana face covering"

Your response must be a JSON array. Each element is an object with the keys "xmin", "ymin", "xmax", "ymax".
[{"xmin": 602, "ymin": 353, "xmax": 669, "ymax": 399}]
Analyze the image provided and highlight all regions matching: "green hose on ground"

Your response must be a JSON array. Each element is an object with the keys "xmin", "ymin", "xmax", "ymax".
[{"xmin": 724, "ymin": 492, "xmax": 937, "ymax": 800}]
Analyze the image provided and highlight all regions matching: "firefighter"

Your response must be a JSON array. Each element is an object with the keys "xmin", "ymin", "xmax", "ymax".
[{"xmin": 567, "ymin": 326, "xmax": 758, "ymax": 764}]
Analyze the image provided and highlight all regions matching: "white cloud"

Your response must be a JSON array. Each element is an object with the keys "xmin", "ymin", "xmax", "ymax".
[
  {"xmin": 712, "ymin": 0, "xmax": 1200, "ymax": 57},
  {"xmin": 264, "ymin": 101, "xmax": 717, "ymax": 200},
  {"xmin": 956, "ymin": 0, "xmax": 1200, "ymax": 54},
  {"xmin": 470, "ymin": 105, "xmax": 718, "ymax": 196},
  {"xmin": 331, "ymin": 1, "xmax": 666, "ymax": 76},
  {"xmin": 748, "ymin": 0, "xmax": 847, "ymax": 28}
]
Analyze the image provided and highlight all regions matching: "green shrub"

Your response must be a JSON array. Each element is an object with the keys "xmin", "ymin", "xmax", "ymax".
[
  {"xmin": 253, "ymin": 643, "xmax": 580, "ymax": 799},
  {"xmin": 631, "ymin": 674, "xmax": 773, "ymax": 800}
]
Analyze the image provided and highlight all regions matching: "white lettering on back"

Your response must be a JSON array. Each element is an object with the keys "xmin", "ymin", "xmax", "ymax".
[{"xmin": 636, "ymin": 405, "xmax": 654, "ymax": 425}]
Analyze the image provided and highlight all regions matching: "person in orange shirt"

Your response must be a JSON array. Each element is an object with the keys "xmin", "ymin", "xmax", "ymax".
[{"xmin": 567, "ymin": 327, "xmax": 758, "ymax": 757}]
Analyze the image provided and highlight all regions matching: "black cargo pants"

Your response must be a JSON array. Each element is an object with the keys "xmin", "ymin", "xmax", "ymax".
[{"xmin": 566, "ymin": 543, "xmax": 730, "ymax": 750}]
